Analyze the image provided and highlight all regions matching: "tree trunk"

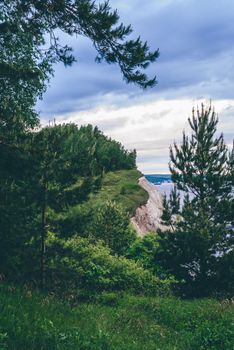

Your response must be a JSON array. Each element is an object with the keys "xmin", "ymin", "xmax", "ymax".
[{"xmin": 40, "ymin": 183, "xmax": 47, "ymax": 290}]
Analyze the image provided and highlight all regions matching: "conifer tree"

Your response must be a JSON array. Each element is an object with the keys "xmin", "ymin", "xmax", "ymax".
[
  {"xmin": 157, "ymin": 104, "xmax": 234, "ymax": 296},
  {"xmin": 29, "ymin": 124, "xmax": 101, "ymax": 289},
  {"xmin": 170, "ymin": 104, "xmax": 230, "ymax": 205},
  {"xmin": 161, "ymin": 186, "xmax": 180, "ymax": 229},
  {"xmin": 0, "ymin": 0, "xmax": 159, "ymax": 135}
]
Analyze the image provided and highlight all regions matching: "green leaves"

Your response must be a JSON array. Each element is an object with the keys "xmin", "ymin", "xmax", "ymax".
[
  {"xmin": 157, "ymin": 103, "xmax": 234, "ymax": 297},
  {"xmin": 46, "ymin": 234, "xmax": 170, "ymax": 297},
  {"xmin": 88, "ymin": 201, "xmax": 136, "ymax": 255},
  {"xmin": 170, "ymin": 103, "xmax": 230, "ymax": 201}
]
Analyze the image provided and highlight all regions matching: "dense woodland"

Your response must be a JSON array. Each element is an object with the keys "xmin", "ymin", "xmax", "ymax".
[
  {"xmin": 0, "ymin": 1, "xmax": 234, "ymax": 349},
  {"xmin": 0, "ymin": 123, "xmax": 141, "ymax": 290}
]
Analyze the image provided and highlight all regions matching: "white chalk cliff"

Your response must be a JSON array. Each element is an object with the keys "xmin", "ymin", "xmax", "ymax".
[{"xmin": 131, "ymin": 176, "xmax": 167, "ymax": 236}]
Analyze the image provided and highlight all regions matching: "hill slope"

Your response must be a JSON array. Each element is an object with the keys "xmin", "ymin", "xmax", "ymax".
[{"xmin": 87, "ymin": 169, "xmax": 149, "ymax": 215}]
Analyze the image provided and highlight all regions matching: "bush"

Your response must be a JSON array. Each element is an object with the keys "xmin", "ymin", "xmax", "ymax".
[
  {"xmin": 46, "ymin": 234, "xmax": 171, "ymax": 299},
  {"xmin": 88, "ymin": 201, "xmax": 136, "ymax": 255},
  {"xmin": 127, "ymin": 234, "xmax": 160, "ymax": 271}
]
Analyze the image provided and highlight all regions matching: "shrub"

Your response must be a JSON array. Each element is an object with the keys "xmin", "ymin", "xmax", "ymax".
[
  {"xmin": 88, "ymin": 201, "xmax": 136, "ymax": 255},
  {"xmin": 46, "ymin": 234, "xmax": 171, "ymax": 299}
]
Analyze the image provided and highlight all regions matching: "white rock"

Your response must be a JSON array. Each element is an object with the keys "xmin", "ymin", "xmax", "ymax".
[{"xmin": 131, "ymin": 176, "xmax": 168, "ymax": 236}]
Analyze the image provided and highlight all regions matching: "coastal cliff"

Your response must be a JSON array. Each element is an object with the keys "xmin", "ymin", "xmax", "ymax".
[{"xmin": 131, "ymin": 176, "xmax": 167, "ymax": 236}]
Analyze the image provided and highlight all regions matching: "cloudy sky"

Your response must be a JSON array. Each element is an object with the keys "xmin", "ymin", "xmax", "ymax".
[{"xmin": 38, "ymin": 0, "xmax": 234, "ymax": 174}]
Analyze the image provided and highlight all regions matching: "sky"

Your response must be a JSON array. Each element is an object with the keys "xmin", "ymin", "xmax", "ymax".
[{"xmin": 37, "ymin": 0, "xmax": 234, "ymax": 174}]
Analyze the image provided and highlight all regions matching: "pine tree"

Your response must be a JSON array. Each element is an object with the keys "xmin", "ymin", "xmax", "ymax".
[
  {"xmin": 29, "ymin": 124, "xmax": 102, "ymax": 289},
  {"xmin": 157, "ymin": 104, "xmax": 234, "ymax": 297},
  {"xmin": 0, "ymin": 0, "xmax": 159, "ymax": 136},
  {"xmin": 161, "ymin": 186, "xmax": 180, "ymax": 229}
]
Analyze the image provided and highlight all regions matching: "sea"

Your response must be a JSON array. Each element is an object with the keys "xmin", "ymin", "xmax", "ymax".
[
  {"xmin": 145, "ymin": 174, "xmax": 191, "ymax": 205},
  {"xmin": 145, "ymin": 174, "xmax": 173, "ymax": 198}
]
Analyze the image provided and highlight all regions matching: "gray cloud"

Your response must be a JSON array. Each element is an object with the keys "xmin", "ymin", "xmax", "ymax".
[
  {"xmin": 38, "ymin": 0, "xmax": 234, "ymax": 117},
  {"xmin": 91, "ymin": 116, "xmax": 128, "ymax": 132},
  {"xmin": 56, "ymin": 98, "xmax": 234, "ymax": 173},
  {"xmin": 37, "ymin": 0, "xmax": 234, "ymax": 172}
]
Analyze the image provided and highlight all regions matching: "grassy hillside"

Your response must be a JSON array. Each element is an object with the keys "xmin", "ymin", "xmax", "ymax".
[
  {"xmin": 68, "ymin": 169, "xmax": 148, "ymax": 216},
  {"xmin": 84, "ymin": 169, "xmax": 148, "ymax": 216},
  {"xmin": 0, "ymin": 284, "xmax": 233, "ymax": 350},
  {"xmin": 48, "ymin": 168, "xmax": 148, "ymax": 238}
]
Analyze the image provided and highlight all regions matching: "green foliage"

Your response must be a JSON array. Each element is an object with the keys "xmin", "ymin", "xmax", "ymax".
[
  {"xmin": 0, "ymin": 284, "xmax": 233, "ymax": 350},
  {"xmin": 87, "ymin": 169, "xmax": 148, "ymax": 215},
  {"xmin": 0, "ymin": 331, "xmax": 7, "ymax": 350},
  {"xmin": 0, "ymin": 0, "xmax": 157, "ymax": 291},
  {"xmin": 157, "ymin": 104, "xmax": 234, "ymax": 297},
  {"xmin": 0, "ymin": 8, "xmax": 48, "ymax": 134},
  {"xmin": 96, "ymin": 292, "xmax": 124, "ymax": 306},
  {"xmin": 51, "ymin": 168, "xmax": 148, "ymax": 241},
  {"xmin": 88, "ymin": 201, "xmax": 136, "ymax": 255},
  {"xmin": 0, "ymin": 0, "xmax": 161, "ymax": 304},
  {"xmin": 94, "ymin": 131, "xmax": 137, "ymax": 171},
  {"xmin": 161, "ymin": 186, "xmax": 180, "ymax": 227},
  {"xmin": 169, "ymin": 104, "xmax": 232, "ymax": 206},
  {"xmin": 46, "ymin": 234, "xmax": 170, "ymax": 298},
  {"xmin": 29, "ymin": 124, "xmax": 102, "ymax": 288},
  {"xmin": 127, "ymin": 234, "xmax": 174, "ymax": 282},
  {"xmin": 0, "ymin": 0, "xmax": 158, "ymax": 133},
  {"xmin": 0, "ymin": 124, "xmax": 138, "ymax": 286},
  {"xmin": 127, "ymin": 234, "xmax": 159, "ymax": 270}
]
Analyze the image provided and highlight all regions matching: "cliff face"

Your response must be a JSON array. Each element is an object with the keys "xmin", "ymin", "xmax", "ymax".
[{"xmin": 131, "ymin": 176, "xmax": 167, "ymax": 236}]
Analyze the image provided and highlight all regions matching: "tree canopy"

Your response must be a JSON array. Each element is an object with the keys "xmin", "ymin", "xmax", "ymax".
[
  {"xmin": 0, "ymin": 1, "xmax": 158, "ymax": 288},
  {"xmin": 0, "ymin": 123, "xmax": 137, "ymax": 286},
  {"xmin": 0, "ymin": 0, "xmax": 159, "ymax": 132}
]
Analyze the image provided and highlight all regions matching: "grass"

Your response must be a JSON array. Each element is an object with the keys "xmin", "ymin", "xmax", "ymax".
[
  {"xmin": 86, "ymin": 169, "xmax": 148, "ymax": 215},
  {"xmin": 0, "ymin": 284, "xmax": 233, "ymax": 350},
  {"xmin": 48, "ymin": 168, "xmax": 148, "ymax": 235}
]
